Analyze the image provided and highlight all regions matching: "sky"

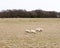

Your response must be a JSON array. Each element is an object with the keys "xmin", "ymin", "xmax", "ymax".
[{"xmin": 0, "ymin": 0, "xmax": 60, "ymax": 12}]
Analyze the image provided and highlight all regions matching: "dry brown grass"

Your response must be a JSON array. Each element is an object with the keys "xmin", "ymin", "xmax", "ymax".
[{"xmin": 0, "ymin": 18, "xmax": 60, "ymax": 48}]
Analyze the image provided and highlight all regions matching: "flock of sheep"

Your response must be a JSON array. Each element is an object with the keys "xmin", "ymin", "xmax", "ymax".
[{"xmin": 25, "ymin": 27, "xmax": 43, "ymax": 33}]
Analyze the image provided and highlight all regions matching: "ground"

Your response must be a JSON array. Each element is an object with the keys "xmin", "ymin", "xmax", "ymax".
[{"xmin": 0, "ymin": 18, "xmax": 60, "ymax": 48}]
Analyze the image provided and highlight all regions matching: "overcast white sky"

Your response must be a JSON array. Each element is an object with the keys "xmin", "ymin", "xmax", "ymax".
[{"xmin": 0, "ymin": 0, "xmax": 60, "ymax": 12}]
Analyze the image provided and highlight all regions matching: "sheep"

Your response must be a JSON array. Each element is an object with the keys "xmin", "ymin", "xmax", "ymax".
[
  {"xmin": 25, "ymin": 29, "xmax": 36, "ymax": 33},
  {"xmin": 25, "ymin": 29, "xmax": 31, "ymax": 33},
  {"xmin": 25, "ymin": 27, "xmax": 43, "ymax": 33},
  {"xmin": 30, "ymin": 29, "xmax": 36, "ymax": 33},
  {"xmin": 36, "ymin": 27, "xmax": 43, "ymax": 32}
]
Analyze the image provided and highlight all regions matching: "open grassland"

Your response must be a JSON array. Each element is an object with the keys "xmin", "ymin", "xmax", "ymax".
[{"xmin": 0, "ymin": 18, "xmax": 60, "ymax": 48}]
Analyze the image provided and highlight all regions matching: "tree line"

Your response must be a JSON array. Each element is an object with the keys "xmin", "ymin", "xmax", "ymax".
[{"xmin": 0, "ymin": 9, "xmax": 60, "ymax": 18}]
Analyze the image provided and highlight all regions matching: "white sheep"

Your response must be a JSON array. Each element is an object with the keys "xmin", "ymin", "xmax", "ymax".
[
  {"xmin": 30, "ymin": 29, "xmax": 36, "ymax": 33},
  {"xmin": 25, "ymin": 29, "xmax": 36, "ymax": 33},
  {"xmin": 36, "ymin": 27, "xmax": 43, "ymax": 32},
  {"xmin": 25, "ymin": 29, "xmax": 31, "ymax": 33}
]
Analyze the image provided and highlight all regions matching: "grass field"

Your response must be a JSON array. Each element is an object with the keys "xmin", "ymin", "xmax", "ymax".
[{"xmin": 0, "ymin": 18, "xmax": 60, "ymax": 48}]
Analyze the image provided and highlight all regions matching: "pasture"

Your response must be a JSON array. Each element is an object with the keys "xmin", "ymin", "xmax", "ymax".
[{"xmin": 0, "ymin": 18, "xmax": 60, "ymax": 48}]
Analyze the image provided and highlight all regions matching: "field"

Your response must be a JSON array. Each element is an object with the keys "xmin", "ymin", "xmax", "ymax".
[{"xmin": 0, "ymin": 18, "xmax": 60, "ymax": 48}]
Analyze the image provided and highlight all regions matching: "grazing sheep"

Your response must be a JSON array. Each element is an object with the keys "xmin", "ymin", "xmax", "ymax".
[
  {"xmin": 36, "ymin": 27, "xmax": 43, "ymax": 32},
  {"xmin": 30, "ymin": 29, "xmax": 36, "ymax": 33},
  {"xmin": 25, "ymin": 29, "xmax": 31, "ymax": 33},
  {"xmin": 25, "ymin": 29, "xmax": 36, "ymax": 33},
  {"xmin": 39, "ymin": 28, "xmax": 43, "ymax": 32}
]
